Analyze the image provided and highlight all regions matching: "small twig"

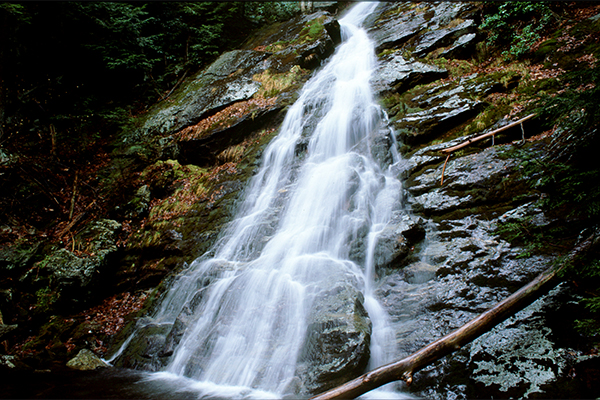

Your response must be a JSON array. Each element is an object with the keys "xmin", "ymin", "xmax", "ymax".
[
  {"xmin": 69, "ymin": 172, "xmax": 79, "ymax": 221},
  {"xmin": 163, "ymin": 70, "xmax": 188, "ymax": 101},
  {"xmin": 440, "ymin": 154, "xmax": 451, "ymax": 186}
]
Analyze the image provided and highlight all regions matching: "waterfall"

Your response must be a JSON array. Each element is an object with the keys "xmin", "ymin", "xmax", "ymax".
[{"xmin": 121, "ymin": 2, "xmax": 408, "ymax": 398}]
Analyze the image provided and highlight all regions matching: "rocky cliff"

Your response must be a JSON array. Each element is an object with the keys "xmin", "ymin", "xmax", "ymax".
[{"xmin": 1, "ymin": 2, "xmax": 600, "ymax": 399}]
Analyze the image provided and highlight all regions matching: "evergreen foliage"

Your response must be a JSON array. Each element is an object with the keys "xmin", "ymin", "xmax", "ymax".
[{"xmin": 0, "ymin": 2, "xmax": 300, "ymax": 140}]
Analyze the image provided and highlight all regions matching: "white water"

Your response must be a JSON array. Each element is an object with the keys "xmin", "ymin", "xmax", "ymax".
[{"xmin": 124, "ymin": 3, "xmax": 408, "ymax": 398}]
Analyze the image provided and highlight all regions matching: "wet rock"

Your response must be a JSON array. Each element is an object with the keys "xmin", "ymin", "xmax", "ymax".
[
  {"xmin": 467, "ymin": 285, "xmax": 573, "ymax": 399},
  {"xmin": 66, "ymin": 348, "xmax": 109, "ymax": 370},
  {"xmin": 367, "ymin": 2, "xmax": 477, "ymax": 54},
  {"xmin": 373, "ymin": 205, "xmax": 570, "ymax": 399},
  {"xmin": 440, "ymin": 32, "xmax": 479, "ymax": 59},
  {"xmin": 413, "ymin": 19, "xmax": 476, "ymax": 57},
  {"xmin": 406, "ymin": 283, "xmax": 581, "ymax": 400},
  {"xmin": 113, "ymin": 319, "xmax": 172, "ymax": 371},
  {"xmin": 426, "ymin": 2, "xmax": 478, "ymax": 30},
  {"xmin": 409, "ymin": 147, "xmax": 518, "ymax": 195},
  {"xmin": 498, "ymin": 201, "xmax": 555, "ymax": 228},
  {"xmin": 396, "ymin": 95, "xmax": 485, "ymax": 146},
  {"xmin": 369, "ymin": 6, "xmax": 427, "ymax": 53},
  {"xmin": 372, "ymin": 54, "xmax": 448, "ymax": 95},
  {"xmin": 369, "ymin": 126, "xmax": 395, "ymax": 169},
  {"xmin": 373, "ymin": 213, "xmax": 426, "ymax": 272},
  {"xmin": 323, "ymin": 16, "xmax": 341, "ymax": 44},
  {"xmin": 390, "ymin": 72, "xmax": 511, "ymax": 146},
  {"xmin": 296, "ymin": 273, "xmax": 371, "ymax": 395}
]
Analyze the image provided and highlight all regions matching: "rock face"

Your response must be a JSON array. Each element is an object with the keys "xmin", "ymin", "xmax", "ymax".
[{"xmin": 358, "ymin": 3, "xmax": 595, "ymax": 399}]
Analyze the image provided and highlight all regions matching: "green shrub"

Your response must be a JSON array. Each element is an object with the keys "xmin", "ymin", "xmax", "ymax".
[{"xmin": 480, "ymin": 2, "xmax": 554, "ymax": 59}]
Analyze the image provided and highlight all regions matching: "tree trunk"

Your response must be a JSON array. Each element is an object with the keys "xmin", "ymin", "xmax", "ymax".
[{"xmin": 310, "ymin": 234, "xmax": 596, "ymax": 400}]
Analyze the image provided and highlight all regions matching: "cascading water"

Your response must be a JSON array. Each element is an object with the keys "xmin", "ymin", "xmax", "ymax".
[{"xmin": 115, "ymin": 3, "xmax": 408, "ymax": 398}]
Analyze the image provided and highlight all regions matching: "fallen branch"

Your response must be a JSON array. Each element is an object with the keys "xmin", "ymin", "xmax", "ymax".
[
  {"xmin": 310, "ymin": 234, "xmax": 595, "ymax": 400},
  {"xmin": 58, "ymin": 200, "xmax": 97, "ymax": 238},
  {"xmin": 440, "ymin": 113, "xmax": 536, "ymax": 154},
  {"xmin": 163, "ymin": 70, "xmax": 188, "ymax": 101}
]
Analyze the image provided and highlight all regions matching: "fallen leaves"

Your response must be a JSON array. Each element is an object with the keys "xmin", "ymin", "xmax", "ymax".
[
  {"xmin": 79, "ymin": 291, "xmax": 149, "ymax": 338},
  {"xmin": 175, "ymin": 97, "xmax": 278, "ymax": 141}
]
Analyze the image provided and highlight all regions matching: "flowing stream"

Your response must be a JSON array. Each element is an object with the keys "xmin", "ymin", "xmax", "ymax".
[{"xmin": 115, "ymin": 3, "xmax": 408, "ymax": 398}]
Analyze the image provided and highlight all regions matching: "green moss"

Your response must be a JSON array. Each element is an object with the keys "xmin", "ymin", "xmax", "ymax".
[
  {"xmin": 430, "ymin": 58, "xmax": 476, "ymax": 78},
  {"xmin": 35, "ymin": 287, "xmax": 60, "ymax": 313},
  {"xmin": 253, "ymin": 65, "xmax": 305, "ymax": 99},
  {"xmin": 377, "ymin": 48, "xmax": 398, "ymax": 58},
  {"xmin": 299, "ymin": 16, "xmax": 326, "ymax": 41},
  {"xmin": 462, "ymin": 105, "xmax": 509, "ymax": 137}
]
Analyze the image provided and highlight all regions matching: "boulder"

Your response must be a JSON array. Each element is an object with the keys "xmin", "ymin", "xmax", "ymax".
[
  {"xmin": 66, "ymin": 348, "xmax": 109, "ymax": 370},
  {"xmin": 295, "ymin": 275, "xmax": 372, "ymax": 395},
  {"xmin": 45, "ymin": 220, "xmax": 121, "ymax": 290},
  {"xmin": 112, "ymin": 319, "xmax": 172, "ymax": 371},
  {"xmin": 372, "ymin": 213, "xmax": 426, "ymax": 272},
  {"xmin": 22, "ymin": 219, "xmax": 122, "ymax": 311}
]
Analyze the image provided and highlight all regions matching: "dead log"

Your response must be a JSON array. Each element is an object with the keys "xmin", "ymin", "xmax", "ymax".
[
  {"xmin": 440, "ymin": 113, "xmax": 536, "ymax": 154},
  {"xmin": 310, "ymin": 234, "xmax": 595, "ymax": 400}
]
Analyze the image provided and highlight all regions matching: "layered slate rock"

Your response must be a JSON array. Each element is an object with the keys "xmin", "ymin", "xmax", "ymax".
[
  {"xmin": 131, "ymin": 10, "xmax": 342, "ymax": 168},
  {"xmin": 405, "ymin": 146, "xmax": 520, "ymax": 215},
  {"xmin": 366, "ymin": 2, "xmax": 479, "ymax": 56},
  {"xmin": 440, "ymin": 32, "xmax": 479, "ymax": 59},
  {"xmin": 369, "ymin": 10, "xmax": 427, "ymax": 53},
  {"xmin": 135, "ymin": 50, "xmax": 270, "ymax": 140},
  {"xmin": 392, "ymin": 74, "xmax": 508, "ymax": 145},
  {"xmin": 371, "ymin": 53, "xmax": 448, "ymax": 96},
  {"xmin": 413, "ymin": 19, "xmax": 476, "ymax": 57}
]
